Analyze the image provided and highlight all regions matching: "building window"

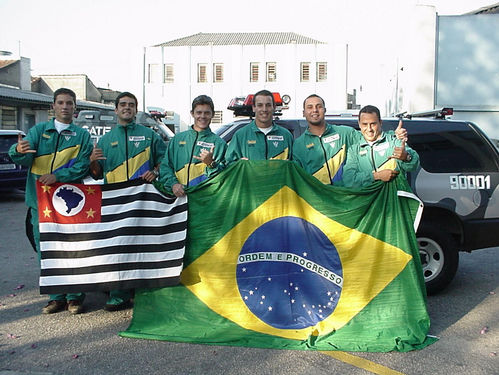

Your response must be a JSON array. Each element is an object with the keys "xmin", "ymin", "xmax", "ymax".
[
  {"xmin": 213, "ymin": 63, "xmax": 224, "ymax": 83},
  {"xmin": 163, "ymin": 64, "xmax": 174, "ymax": 83},
  {"xmin": 0, "ymin": 106, "xmax": 17, "ymax": 130},
  {"xmin": 198, "ymin": 64, "xmax": 207, "ymax": 83},
  {"xmin": 212, "ymin": 110, "xmax": 223, "ymax": 124},
  {"xmin": 300, "ymin": 62, "xmax": 310, "ymax": 82},
  {"xmin": 316, "ymin": 62, "xmax": 327, "ymax": 82},
  {"xmin": 266, "ymin": 62, "xmax": 276, "ymax": 82},
  {"xmin": 148, "ymin": 64, "xmax": 160, "ymax": 83},
  {"xmin": 250, "ymin": 63, "xmax": 259, "ymax": 82}
]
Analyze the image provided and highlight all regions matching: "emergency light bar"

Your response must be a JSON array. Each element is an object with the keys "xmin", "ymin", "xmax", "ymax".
[{"xmin": 227, "ymin": 92, "xmax": 290, "ymax": 117}]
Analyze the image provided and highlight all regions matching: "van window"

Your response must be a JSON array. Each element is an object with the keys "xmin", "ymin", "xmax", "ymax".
[
  {"xmin": 330, "ymin": 118, "xmax": 499, "ymax": 173},
  {"xmin": 409, "ymin": 128, "xmax": 499, "ymax": 173}
]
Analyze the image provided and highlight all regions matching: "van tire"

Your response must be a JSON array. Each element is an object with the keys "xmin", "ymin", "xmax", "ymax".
[{"xmin": 417, "ymin": 224, "xmax": 459, "ymax": 295}]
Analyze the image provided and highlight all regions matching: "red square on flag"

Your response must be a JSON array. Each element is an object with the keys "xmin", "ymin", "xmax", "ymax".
[{"xmin": 37, "ymin": 181, "xmax": 102, "ymax": 224}]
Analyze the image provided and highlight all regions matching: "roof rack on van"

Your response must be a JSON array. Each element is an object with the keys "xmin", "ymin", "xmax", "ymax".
[
  {"xmin": 325, "ymin": 111, "xmax": 358, "ymax": 117},
  {"xmin": 403, "ymin": 108, "xmax": 453, "ymax": 120}
]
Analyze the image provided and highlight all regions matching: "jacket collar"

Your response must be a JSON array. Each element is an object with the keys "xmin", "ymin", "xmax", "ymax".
[
  {"xmin": 46, "ymin": 118, "xmax": 77, "ymax": 131},
  {"xmin": 250, "ymin": 120, "xmax": 276, "ymax": 133},
  {"xmin": 116, "ymin": 121, "xmax": 137, "ymax": 130},
  {"xmin": 304, "ymin": 123, "xmax": 336, "ymax": 137},
  {"xmin": 359, "ymin": 132, "xmax": 387, "ymax": 147},
  {"xmin": 190, "ymin": 125, "xmax": 213, "ymax": 136}
]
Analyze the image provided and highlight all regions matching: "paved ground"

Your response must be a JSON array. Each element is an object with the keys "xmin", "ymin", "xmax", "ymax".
[{"xmin": 0, "ymin": 190, "xmax": 497, "ymax": 375}]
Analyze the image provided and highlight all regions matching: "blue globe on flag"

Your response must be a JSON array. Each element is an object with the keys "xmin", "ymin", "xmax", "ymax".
[{"xmin": 236, "ymin": 216, "xmax": 343, "ymax": 330}]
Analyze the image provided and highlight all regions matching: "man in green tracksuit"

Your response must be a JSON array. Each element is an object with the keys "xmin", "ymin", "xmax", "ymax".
[
  {"xmin": 160, "ymin": 95, "xmax": 227, "ymax": 197},
  {"xmin": 342, "ymin": 105, "xmax": 419, "ymax": 187},
  {"xmin": 9, "ymin": 88, "xmax": 92, "ymax": 315},
  {"xmin": 89, "ymin": 91, "xmax": 166, "ymax": 310},
  {"xmin": 225, "ymin": 90, "xmax": 293, "ymax": 164},
  {"xmin": 292, "ymin": 94, "xmax": 361, "ymax": 185}
]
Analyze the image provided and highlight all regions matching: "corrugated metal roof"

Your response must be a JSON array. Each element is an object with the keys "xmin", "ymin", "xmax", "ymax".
[
  {"xmin": 0, "ymin": 86, "xmax": 112, "ymax": 110},
  {"xmin": 155, "ymin": 32, "xmax": 325, "ymax": 47},
  {"xmin": 0, "ymin": 85, "xmax": 53, "ymax": 104}
]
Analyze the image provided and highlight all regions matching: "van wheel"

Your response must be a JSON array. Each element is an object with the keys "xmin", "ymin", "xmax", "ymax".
[{"xmin": 417, "ymin": 225, "xmax": 459, "ymax": 295}]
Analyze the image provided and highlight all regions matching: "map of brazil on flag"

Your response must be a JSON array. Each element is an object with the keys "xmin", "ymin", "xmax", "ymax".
[
  {"xmin": 36, "ymin": 179, "xmax": 187, "ymax": 294},
  {"xmin": 122, "ymin": 161, "xmax": 436, "ymax": 352}
]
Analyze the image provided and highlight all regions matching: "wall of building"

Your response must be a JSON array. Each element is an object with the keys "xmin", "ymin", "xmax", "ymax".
[
  {"xmin": 39, "ymin": 75, "xmax": 103, "ymax": 103},
  {"xmin": 145, "ymin": 41, "xmax": 347, "ymax": 131},
  {"xmin": 0, "ymin": 57, "xmax": 31, "ymax": 90},
  {"xmin": 16, "ymin": 108, "xmax": 48, "ymax": 132},
  {"xmin": 436, "ymin": 13, "xmax": 499, "ymax": 141},
  {"xmin": 19, "ymin": 57, "xmax": 31, "ymax": 90},
  {"xmin": 0, "ymin": 61, "xmax": 21, "ymax": 88},
  {"xmin": 85, "ymin": 79, "xmax": 103, "ymax": 102}
]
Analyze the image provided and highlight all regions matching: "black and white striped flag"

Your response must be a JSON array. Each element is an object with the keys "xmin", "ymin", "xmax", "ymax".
[{"xmin": 36, "ymin": 179, "xmax": 187, "ymax": 294}]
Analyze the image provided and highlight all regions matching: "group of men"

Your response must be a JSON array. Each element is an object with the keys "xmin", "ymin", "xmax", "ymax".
[{"xmin": 9, "ymin": 87, "xmax": 419, "ymax": 315}]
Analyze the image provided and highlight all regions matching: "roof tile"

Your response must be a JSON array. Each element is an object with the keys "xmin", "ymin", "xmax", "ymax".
[{"xmin": 155, "ymin": 32, "xmax": 325, "ymax": 47}]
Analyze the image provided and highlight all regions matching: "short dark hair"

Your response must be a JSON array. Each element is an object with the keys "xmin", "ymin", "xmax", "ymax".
[
  {"xmin": 303, "ymin": 94, "xmax": 325, "ymax": 109},
  {"xmin": 253, "ymin": 89, "xmax": 275, "ymax": 106},
  {"xmin": 53, "ymin": 88, "xmax": 76, "ymax": 104},
  {"xmin": 359, "ymin": 105, "xmax": 381, "ymax": 122},
  {"xmin": 115, "ymin": 92, "xmax": 138, "ymax": 108},
  {"xmin": 191, "ymin": 95, "xmax": 214, "ymax": 114}
]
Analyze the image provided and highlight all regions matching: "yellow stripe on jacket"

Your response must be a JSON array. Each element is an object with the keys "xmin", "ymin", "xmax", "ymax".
[
  {"xmin": 377, "ymin": 158, "xmax": 397, "ymax": 171},
  {"xmin": 175, "ymin": 162, "xmax": 206, "ymax": 186},
  {"xmin": 312, "ymin": 146, "xmax": 346, "ymax": 184},
  {"xmin": 270, "ymin": 147, "xmax": 289, "ymax": 161},
  {"xmin": 31, "ymin": 145, "xmax": 81, "ymax": 175},
  {"xmin": 105, "ymin": 148, "xmax": 151, "ymax": 183}
]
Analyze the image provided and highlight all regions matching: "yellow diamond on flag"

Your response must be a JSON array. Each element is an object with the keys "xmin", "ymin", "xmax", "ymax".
[{"xmin": 181, "ymin": 186, "xmax": 412, "ymax": 340}]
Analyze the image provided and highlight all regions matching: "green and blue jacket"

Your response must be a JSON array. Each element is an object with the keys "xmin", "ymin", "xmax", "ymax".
[
  {"xmin": 96, "ymin": 122, "xmax": 166, "ymax": 183},
  {"xmin": 342, "ymin": 131, "xmax": 420, "ymax": 188},
  {"xmin": 8, "ymin": 119, "xmax": 92, "ymax": 209},
  {"xmin": 225, "ymin": 121, "xmax": 293, "ymax": 164},
  {"xmin": 292, "ymin": 124, "xmax": 361, "ymax": 185},
  {"xmin": 159, "ymin": 126, "xmax": 227, "ymax": 189}
]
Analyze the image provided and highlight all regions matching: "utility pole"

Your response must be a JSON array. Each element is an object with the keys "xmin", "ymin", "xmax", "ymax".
[{"xmin": 142, "ymin": 47, "xmax": 146, "ymax": 112}]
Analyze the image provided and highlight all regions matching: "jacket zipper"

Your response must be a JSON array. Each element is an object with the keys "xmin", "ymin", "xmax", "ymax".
[
  {"xmin": 264, "ymin": 131, "xmax": 269, "ymax": 159},
  {"xmin": 369, "ymin": 146, "xmax": 377, "ymax": 172},
  {"xmin": 124, "ymin": 127, "xmax": 129, "ymax": 180},
  {"xmin": 319, "ymin": 136, "xmax": 333, "ymax": 184},
  {"xmin": 49, "ymin": 132, "xmax": 61, "ymax": 174},
  {"xmin": 186, "ymin": 131, "xmax": 199, "ymax": 187}
]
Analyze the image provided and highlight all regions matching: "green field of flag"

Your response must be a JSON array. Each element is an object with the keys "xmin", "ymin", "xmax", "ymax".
[{"xmin": 121, "ymin": 160, "xmax": 436, "ymax": 352}]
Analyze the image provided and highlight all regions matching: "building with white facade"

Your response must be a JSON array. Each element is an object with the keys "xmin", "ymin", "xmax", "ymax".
[{"xmin": 144, "ymin": 32, "xmax": 347, "ymax": 131}]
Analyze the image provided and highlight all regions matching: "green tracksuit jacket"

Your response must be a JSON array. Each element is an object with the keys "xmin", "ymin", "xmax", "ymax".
[
  {"xmin": 342, "ymin": 132, "xmax": 420, "ymax": 188},
  {"xmin": 292, "ymin": 124, "xmax": 361, "ymax": 185},
  {"xmin": 159, "ymin": 126, "xmax": 227, "ymax": 189},
  {"xmin": 96, "ymin": 122, "xmax": 166, "ymax": 183},
  {"xmin": 8, "ymin": 119, "xmax": 93, "ymax": 209},
  {"xmin": 225, "ymin": 120, "xmax": 293, "ymax": 164}
]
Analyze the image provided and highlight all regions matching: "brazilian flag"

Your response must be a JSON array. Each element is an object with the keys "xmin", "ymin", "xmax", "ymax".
[{"xmin": 121, "ymin": 161, "xmax": 436, "ymax": 352}]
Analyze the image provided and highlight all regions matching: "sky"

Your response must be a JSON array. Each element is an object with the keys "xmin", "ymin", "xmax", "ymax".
[{"xmin": 0, "ymin": 0, "xmax": 495, "ymax": 105}]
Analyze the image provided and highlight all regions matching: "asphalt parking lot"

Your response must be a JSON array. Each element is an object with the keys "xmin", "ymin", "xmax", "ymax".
[{"xmin": 0, "ymin": 190, "xmax": 497, "ymax": 375}]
